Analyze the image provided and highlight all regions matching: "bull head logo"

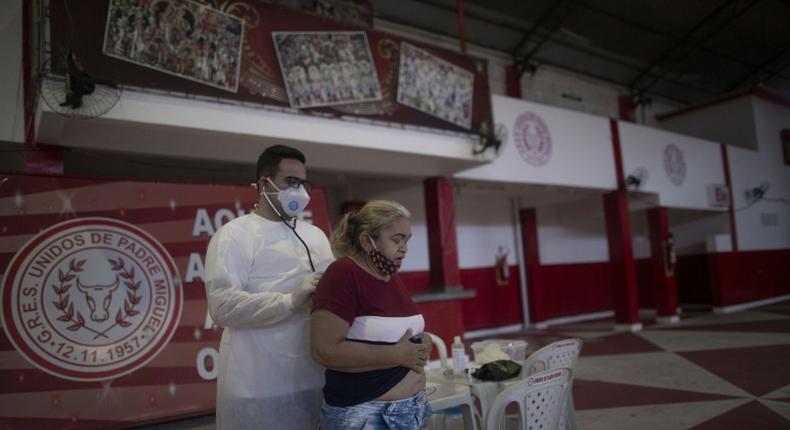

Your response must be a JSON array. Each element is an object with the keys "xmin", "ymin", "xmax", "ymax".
[{"xmin": 76, "ymin": 276, "xmax": 120, "ymax": 322}]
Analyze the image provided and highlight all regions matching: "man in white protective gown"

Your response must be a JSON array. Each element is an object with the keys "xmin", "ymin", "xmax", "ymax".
[{"xmin": 204, "ymin": 145, "xmax": 334, "ymax": 429}]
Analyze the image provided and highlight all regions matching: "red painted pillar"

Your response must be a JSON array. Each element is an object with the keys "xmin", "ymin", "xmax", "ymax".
[
  {"xmin": 618, "ymin": 95, "xmax": 636, "ymax": 123},
  {"xmin": 603, "ymin": 191, "xmax": 641, "ymax": 328},
  {"xmin": 505, "ymin": 64, "xmax": 522, "ymax": 98},
  {"xmin": 519, "ymin": 208, "xmax": 544, "ymax": 324},
  {"xmin": 607, "ymin": 118, "xmax": 641, "ymax": 330},
  {"xmin": 305, "ymin": 187, "xmax": 333, "ymax": 237},
  {"xmin": 647, "ymin": 207, "xmax": 679, "ymax": 322},
  {"xmin": 456, "ymin": 0, "xmax": 466, "ymax": 53},
  {"xmin": 424, "ymin": 177, "xmax": 461, "ymax": 290}
]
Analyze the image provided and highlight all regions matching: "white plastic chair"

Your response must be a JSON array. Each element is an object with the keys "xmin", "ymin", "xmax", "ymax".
[
  {"xmin": 426, "ymin": 332, "xmax": 449, "ymax": 370},
  {"xmin": 485, "ymin": 368, "xmax": 572, "ymax": 430},
  {"xmin": 425, "ymin": 332, "xmax": 480, "ymax": 430},
  {"xmin": 520, "ymin": 338, "xmax": 582, "ymax": 430}
]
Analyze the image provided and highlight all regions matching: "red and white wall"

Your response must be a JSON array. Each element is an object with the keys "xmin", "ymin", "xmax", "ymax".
[
  {"xmin": 732, "ymin": 97, "xmax": 790, "ymax": 252},
  {"xmin": 661, "ymin": 93, "xmax": 790, "ymax": 309},
  {"xmin": 618, "ymin": 121, "xmax": 730, "ymax": 309},
  {"xmin": 454, "ymin": 190, "xmax": 522, "ymax": 332},
  {"xmin": 456, "ymin": 95, "xmax": 619, "ymax": 324}
]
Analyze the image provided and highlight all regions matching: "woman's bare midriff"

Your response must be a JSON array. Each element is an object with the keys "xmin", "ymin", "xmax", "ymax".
[{"xmin": 375, "ymin": 370, "xmax": 426, "ymax": 401}]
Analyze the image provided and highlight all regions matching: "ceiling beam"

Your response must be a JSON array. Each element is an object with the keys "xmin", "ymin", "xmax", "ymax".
[
  {"xmin": 628, "ymin": 0, "xmax": 763, "ymax": 95},
  {"xmin": 532, "ymin": 59, "xmax": 699, "ymax": 105},
  {"xmin": 725, "ymin": 45, "xmax": 790, "ymax": 91},
  {"xmin": 377, "ymin": 2, "xmax": 719, "ymax": 101},
  {"xmin": 377, "ymin": 15, "xmax": 699, "ymax": 105},
  {"xmin": 577, "ymin": 1, "xmax": 790, "ymax": 82},
  {"xmin": 514, "ymin": 1, "xmax": 580, "ymax": 78},
  {"xmin": 510, "ymin": 0, "xmax": 566, "ymax": 59}
]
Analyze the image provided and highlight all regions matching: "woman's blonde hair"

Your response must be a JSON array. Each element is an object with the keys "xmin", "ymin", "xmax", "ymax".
[{"xmin": 331, "ymin": 200, "xmax": 411, "ymax": 257}]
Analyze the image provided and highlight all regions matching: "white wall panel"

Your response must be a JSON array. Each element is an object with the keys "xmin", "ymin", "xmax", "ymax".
[
  {"xmin": 536, "ymin": 196, "xmax": 609, "ymax": 264},
  {"xmin": 455, "ymin": 191, "xmax": 517, "ymax": 268},
  {"xmin": 728, "ymin": 99, "xmax": 790, "ymax": 251},
  {"xmin": 659, "ymin": 95, "xmax": 790, "ymax": 252},
  {"xmin": 619, "ymin": 122, "xmax": 727, "ymax": 210},
  {"xmin": 457, "ymin": 95, "xmax": 617, "ymax": 190}
]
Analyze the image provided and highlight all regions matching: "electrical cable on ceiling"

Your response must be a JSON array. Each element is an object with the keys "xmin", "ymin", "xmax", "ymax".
[{"xmin": 761, "ymin": 197, "xmax": 790, "ymax": 205}]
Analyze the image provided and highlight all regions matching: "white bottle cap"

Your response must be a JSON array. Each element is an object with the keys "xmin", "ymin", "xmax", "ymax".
[{"xmin": 454, "ymin": 336, "xmax": 461, "ymax": 343}]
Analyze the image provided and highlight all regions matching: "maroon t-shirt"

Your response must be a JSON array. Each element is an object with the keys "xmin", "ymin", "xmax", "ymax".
[{"xmin": 312, "ymin": 256, "xmax": 425, "ymax": 406}]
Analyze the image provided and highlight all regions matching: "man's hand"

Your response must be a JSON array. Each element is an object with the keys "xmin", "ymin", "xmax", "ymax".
[
  {"xmin": 292, "ymin": 272, "xmax": 323, "ymax": 308},
  {"xmin": 394, "ymin": 329, "xmax": 429, "ymax": 373}
]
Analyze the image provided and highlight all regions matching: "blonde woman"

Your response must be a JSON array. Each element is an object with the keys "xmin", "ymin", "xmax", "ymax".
[{"xmin": 311, "ymin": 200, "xmax": 432, "ymax": 429}]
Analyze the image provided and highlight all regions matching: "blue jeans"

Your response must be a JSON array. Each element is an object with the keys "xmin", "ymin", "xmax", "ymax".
[{"xmin": 319, "ymin": 390, "xmax": 432, "ymax": 430}]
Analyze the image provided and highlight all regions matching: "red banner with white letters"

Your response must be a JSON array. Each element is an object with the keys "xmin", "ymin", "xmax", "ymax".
[{"xmin": 0, "ymin": 174, "xmax": 332, "ymax": 429}]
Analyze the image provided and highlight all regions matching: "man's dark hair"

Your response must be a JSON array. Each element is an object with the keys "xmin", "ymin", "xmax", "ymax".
[{"xmin": 255, "ymin": 145, "xmax": 306, "ymax": 180}]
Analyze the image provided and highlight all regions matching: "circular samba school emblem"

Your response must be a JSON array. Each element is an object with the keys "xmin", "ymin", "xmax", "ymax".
[
  {"xmin": 513, "ymin": 112, "xmax": 552, "ymax": 167},
  {"xmin": 1, "ymin": 218, "xmax": 182, "ymax": 381},
  {"xmin": 663, "ymin": 143, "xmax": 686, "ymax": 186}
]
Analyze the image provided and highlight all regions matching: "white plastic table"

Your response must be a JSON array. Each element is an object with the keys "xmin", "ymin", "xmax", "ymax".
[
  {"xmin": 426, "ymin": 380, "xmax": 480, "ymax": 430},
  {"xmin": 427, "ymin": 364, "xmax": 523, "ymax": 427}
]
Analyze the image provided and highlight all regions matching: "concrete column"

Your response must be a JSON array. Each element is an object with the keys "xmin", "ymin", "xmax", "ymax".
[
  {"xmin": 603, "ymin": 190, "xmax": 642, "ymax": 331},
  {"xmin": 423, "ymin": 177, "xmax": 461, "ymax": 290}
]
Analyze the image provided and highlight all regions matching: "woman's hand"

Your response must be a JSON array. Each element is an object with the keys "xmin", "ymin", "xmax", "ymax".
[{"xmin": 393, "ymin": 329, "xmax": 429, "ymax": 373}]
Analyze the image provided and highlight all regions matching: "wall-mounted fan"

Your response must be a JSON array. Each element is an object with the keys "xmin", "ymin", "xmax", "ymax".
[
  {"xmin": 473, "ymin": 122, "xmax": 508, "ymax": 155},
  {"xmin": 626, "ymin": 167, "xmax": 648, "ymax": 190},
  {"xmin": 40, "ymin": 51, "xmax": 121, "ymax": 120}
]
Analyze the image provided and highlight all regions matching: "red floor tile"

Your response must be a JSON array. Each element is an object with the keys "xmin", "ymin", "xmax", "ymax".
[
  {"xmin": 690, "ymin": 400, "xmax": 790, "ymax": 429},
  {"xmin": 572, "ymin": 379, "xmax": 741, "ymax": 410},
  {"xmin": 679, "ymin": 344, "xmax": 790, "ymax": 396}
]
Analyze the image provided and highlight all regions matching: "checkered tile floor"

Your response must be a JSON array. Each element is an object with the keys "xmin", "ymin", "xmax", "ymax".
[
  {"xmin": 492, "ymin": 300, "xmax": 790, "ymax": 430},
  {"xmin": 142, "ymin": 300, "xmax": 790, "ymax": 430}
]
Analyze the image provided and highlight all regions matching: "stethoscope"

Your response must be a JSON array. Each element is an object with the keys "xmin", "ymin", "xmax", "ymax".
[
  {"xmin": 254, "ymin": 182, "xmax": 316, "ymax": 273},
  {"xmin": 279, "ymin": 215, "xmax": 316, "ymax": 273}
]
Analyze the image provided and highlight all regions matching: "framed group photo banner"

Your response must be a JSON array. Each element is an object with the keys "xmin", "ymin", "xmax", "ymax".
[
  {"xmin": 103, "ymin": 0, "xmax": 245, "ymax": 92},
  {"xmin": 272, "ymin": 31, "xmax": 383, "ymax": 108},
  {"xmin": 52, "ymin": 0, "xmax": 493, "ymax": 134},
  {"xmin": 396, "ymin": 42, "xmax": 474, "ymax": 129}
]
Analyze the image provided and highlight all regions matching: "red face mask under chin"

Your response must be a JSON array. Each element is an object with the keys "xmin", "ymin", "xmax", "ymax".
[{"xmin": 368, "ymin": 239, "xmax": 401, "ymax": 276}]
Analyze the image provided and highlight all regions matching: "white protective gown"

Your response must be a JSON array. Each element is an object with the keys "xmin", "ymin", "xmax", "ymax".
[{"xmin": 204, "ymin": 213, "xmax": 334, "ymax": 430}]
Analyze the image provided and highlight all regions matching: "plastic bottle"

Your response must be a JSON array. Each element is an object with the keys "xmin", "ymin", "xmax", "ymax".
[{"xmin": 452, "ymin": 335, "xmax": 467, "ymax": 378}]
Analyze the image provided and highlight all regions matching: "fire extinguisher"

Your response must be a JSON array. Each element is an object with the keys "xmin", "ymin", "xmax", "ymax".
[
  {"xmin": 495, "ymin": 246, "xmax": 509, "ymax": 286},
  {"xmin": 664, "ymin": 233, "xmax": 677, "ymax": 276}
]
